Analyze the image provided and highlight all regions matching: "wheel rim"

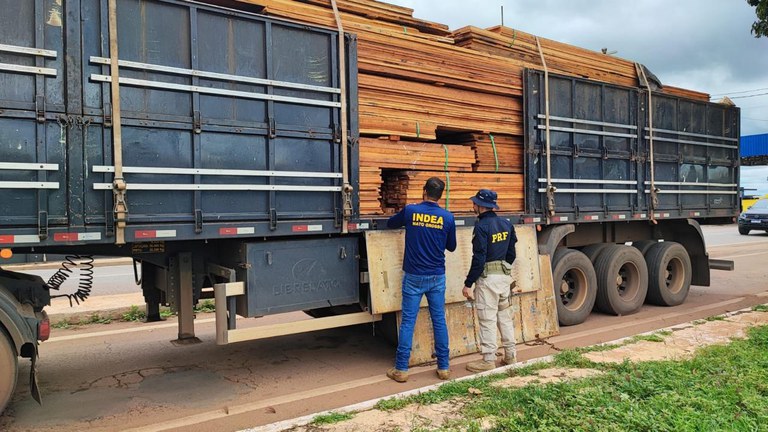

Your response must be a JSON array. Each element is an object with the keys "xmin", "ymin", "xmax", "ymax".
[
  {"xmin": 560, "ymin": 267, "xmax": 588, "ymax": 311},
  {"xmin": 615, "ymin": 262, "xmax": 640, "ymax": 300},
  {"xmin": 665, "ymin": 257, "xmax": 685, "ymax": 294}
]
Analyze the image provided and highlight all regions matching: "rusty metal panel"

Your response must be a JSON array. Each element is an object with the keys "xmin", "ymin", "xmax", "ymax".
[{"xmin": 367, "ymin": 225, "xmax": 541, "ymax": 315}]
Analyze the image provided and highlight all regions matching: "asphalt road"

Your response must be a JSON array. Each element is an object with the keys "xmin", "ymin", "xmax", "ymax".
[{"xmin": 0, "ymin": 224, "xmax": 766, "ymax": 432}]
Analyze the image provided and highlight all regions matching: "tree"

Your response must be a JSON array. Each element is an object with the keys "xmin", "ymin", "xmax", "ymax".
[{"xmin": 748, "ymin": 0, "xmax": 768, "ymax": 37}]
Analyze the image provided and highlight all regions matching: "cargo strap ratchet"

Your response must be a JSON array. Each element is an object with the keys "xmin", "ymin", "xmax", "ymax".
[
  {"xmin": 108, "ymin": 0, "xmax": 128, "ymax": 244},
  {"xmin": 330, "ymin": 0, "xmax": 353, "ymax": 233},
  {"xmin": 535, "ymin": 37, "xmax": 556, "ymax": 220},
  {"xmin": 636, "ymin": 63, "xmax": 658, "ymax": 223}
]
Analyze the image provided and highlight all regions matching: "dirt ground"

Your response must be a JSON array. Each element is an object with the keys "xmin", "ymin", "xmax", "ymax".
[{"xmin": 286, "ymin": 307, "xmax": 768, "ymax": 432}]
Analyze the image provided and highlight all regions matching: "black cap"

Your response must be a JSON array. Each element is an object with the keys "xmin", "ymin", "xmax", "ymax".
[{"xmin": 470, "ymin": 189, "xmax": 499, "ymax": 209}]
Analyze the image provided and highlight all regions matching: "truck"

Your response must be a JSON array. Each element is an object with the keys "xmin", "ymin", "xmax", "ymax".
[{"xmin": 0, "ymin": 0, "xmax": 739, "ymax": 414}]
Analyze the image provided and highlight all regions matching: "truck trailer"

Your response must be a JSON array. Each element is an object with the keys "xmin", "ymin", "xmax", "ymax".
[{"xmin": 0, "ymin": 0, "xmax": 739, "ymax": 413}]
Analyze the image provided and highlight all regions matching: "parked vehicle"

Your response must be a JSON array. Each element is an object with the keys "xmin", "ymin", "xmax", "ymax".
[{"xmin": 738, "ymin": 198, "xmax": 768, "ymax": 235}]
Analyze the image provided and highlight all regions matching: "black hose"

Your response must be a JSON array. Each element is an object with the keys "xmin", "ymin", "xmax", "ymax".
[{"xmin": 47, "ymin": 255, "xmax": 95, "ymax": 307}]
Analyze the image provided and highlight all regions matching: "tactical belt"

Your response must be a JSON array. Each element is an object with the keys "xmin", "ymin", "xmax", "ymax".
[{"xmin": 482, "ymin": 260, "xmax": 512, "ymax": 277}]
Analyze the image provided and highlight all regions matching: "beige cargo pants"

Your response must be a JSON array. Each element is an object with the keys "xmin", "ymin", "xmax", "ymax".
[{"xmin": 475, "ymin": 273, "xmax": 516, "ymax": 362}]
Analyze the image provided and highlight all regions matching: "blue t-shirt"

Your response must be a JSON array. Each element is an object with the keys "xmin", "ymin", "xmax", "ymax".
[{"xmin": 387, "ymin": 201, "xmax": 457, "ymax": 275}]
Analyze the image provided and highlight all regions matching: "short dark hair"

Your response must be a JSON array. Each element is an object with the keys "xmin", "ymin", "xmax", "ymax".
[{"xmin": 423, "ymin": 177, "xmax": 445, "ymax": 201}]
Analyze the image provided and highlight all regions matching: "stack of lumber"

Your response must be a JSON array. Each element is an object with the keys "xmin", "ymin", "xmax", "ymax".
[
  {"xmin": 359, "ymin": 74, "xmax": 523, "ymax": 140},
  {"xmin": 358, "ymin": 166, "xmax": 383, "ymax": 214},
  {"xmin": 452, "ymin": 26, "xmax": 709, "ymax": 102},
  {"xmin": 229, "ymin": 0, "xmax": 713, "ymax": 216},
  {"xmin": 359, "ymin": 138, "xmax": 475, "ymax": 171},
  {"xmin": 382, "ymin": 171, "xmax": 524, "ymax": 214},
  {"xmin": 444, "ymin": 133, "xmax": 524, "ymax": 173}
]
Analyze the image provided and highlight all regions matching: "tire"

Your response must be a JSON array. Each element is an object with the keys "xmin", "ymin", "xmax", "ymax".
[
  {"xmin": 581, "ymin": 243, "xmax": 613, "ymax": 264},
  {"xmin": 0, "ymin": 330, "xmax": 17, "ymax": 415},
  {"xmin": 594, "ymin": 245, "xmax": 649, "ymax": 316},
  {"xmin": 738, "ymin": 226, "xmax": 750, "ymax": 235},
  {"xmin": 645, "ymin": 242, "xmax": 692, "ymax": 306},
  {"xmin": 551, "ymin": 248, "xmax": 598, "ymax": 326},
  {"xmin": 632, "ymin": 240, "xmax": 658, "ymax": 256}
]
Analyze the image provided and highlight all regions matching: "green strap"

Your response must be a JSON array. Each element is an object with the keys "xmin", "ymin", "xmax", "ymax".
[
  {"xmin": 442, "ymin": 144, "xmax": 450, "ymax": 210},
  {"xmin": 415, "ymin": 121, "xmax": 420, "ymax": 138},
  {"xmin": 489, "ymin": 133, "xmax": 499, "ymax": 173},
  {"xmin": 508, "ymin": 29, "xmax": 517, "ymax": 48}
]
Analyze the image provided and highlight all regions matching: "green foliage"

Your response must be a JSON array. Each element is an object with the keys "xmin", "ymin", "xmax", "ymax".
[
  {"xmin": 194, "ymin": 300, "xmax": 215, "ymax": 313},
  {"xmin": 748, "ymin": 0, "xmax": 768, "ymax": 37},
  {"xmin": 52, "ymin": 312, "xmax": 112, "ymax": 329},
  {"xmin": 372, "ymin": 326, "xmax": 768, "ymax": 431},
  {"xmin": 469, "ymin": 325, "xmax": 768, "ymax": 431},
  {"xmin": 752, "ymin": 304, "xmax": 768, "ymax": 312},
  {"xmin": 310, "ymin": 411, "xmax": 354, "ymax": 425},
  {"xmin": 121, "ymin": 305, "xmax": 146, "ymax": 322}
]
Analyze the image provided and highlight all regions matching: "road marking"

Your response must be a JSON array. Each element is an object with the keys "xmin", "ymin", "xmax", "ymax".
[{"xmin": 46, "ymin": 318, "xmax": 216, "ymax": 342}]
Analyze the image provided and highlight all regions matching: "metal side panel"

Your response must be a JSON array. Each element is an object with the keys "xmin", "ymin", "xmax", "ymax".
[
  {"xmin": 525, "ymin": 69, "xmax": 641, "ymax": 218},
  {"xmin": 235, "ymin": 237, "xmax": 359, "ymax": 317},
  {"xmin": 79, "ymin": 0, "xmax": 348, "ymax": 231},
  {"xmin": 366, "ymin": 225, "xmax": 541, "ymax": 315}
]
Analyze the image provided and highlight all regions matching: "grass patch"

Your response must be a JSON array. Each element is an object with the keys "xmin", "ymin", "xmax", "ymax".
[
  {"xmin": 122, "ymin": 305, "xmax": 146, "ymax": 322},
  {"xmin": 705, "ymin": 315, "xmax": 726, "ymax": 322},
  {"xmin": 311, "ymin": 411, "xmax": 354, "ymax": 425},
  {"xmin": 194, "ymin": 300, "xmax": 215, "ymax": 313},
  {"xmin": 373, "ymin": 325, "xmax": 768, "ymax": 432},
  {"xmin": 463, "ymin": 325, "xmax": 768, "ymax": 431},
  {"xmin": 52, "ymin": 312, "xmax": 112, "ymax": 329},
  {"xmin": 753, "ymin": 304, "xmax": 768, "ymax": 312},
  {"xmin": 575, "ymin": 330, "xmax": 670, "ymax": 355},
  {"xmin": 630, "ymin": 333, "xmax": 666, "ymax": 343}
]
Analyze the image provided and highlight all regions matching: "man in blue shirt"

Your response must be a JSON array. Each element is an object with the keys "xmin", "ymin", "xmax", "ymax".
[
  {"xmin": 386, "ymin": 177, "xmax": 457, "ymax": 382},
  {"xmin": 462, "ymin": 189, "xmax": 518, "ymax": 372}
]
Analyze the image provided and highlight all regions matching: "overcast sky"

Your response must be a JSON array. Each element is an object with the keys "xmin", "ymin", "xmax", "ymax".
[{"xmin": 388, "ymin": 0, "xmax": 768, "ymax": 137}]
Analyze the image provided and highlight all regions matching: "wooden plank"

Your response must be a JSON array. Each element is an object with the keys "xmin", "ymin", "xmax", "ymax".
[
  {"xmin": 402, "ymin": 301, "xmax": 479, "ymax": 366},
  {"xmin": 402, "ymin": 252, "xmax": 558, "ymax": 366},
  {"xmin": 227, "ymin": 312, "xmax": 382, "ymax": 343},
  {"xmin": 366, "ymin": 228, "xmax": 473, "ymax": 315}
]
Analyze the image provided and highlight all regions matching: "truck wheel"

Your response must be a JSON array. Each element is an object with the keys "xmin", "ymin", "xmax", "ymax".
[
  {"xmin": 594, "ymin": 245, "xmax": 648, "ymax": 316},
  {"xmin": 580, "ymin": 243, "xmax": 613, "ymax": 263},
  {"xmin": 552, "ymin": 248, "xmax": 597, "ymax": 326},
  {"xmin": 645, "ymin": 242, "xmax": 691, "ymax": 306},
  {"xmin": 0, "ymin": 330, "xmax": 17, "ymax": 414},
  {"xmin": 738, "ymin": 227, "xmax": 750, "ymax": 235},
  {"xmin": 632, "ymin": 240, "xmax": 658, "ymax": 256}
]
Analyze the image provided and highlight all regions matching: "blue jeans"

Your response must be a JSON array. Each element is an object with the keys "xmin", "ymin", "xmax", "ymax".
[{"xmin": 395, "ymin": 273, "xmax": 449, "ymax": 371}]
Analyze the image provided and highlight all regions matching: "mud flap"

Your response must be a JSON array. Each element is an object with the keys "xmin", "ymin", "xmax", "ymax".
[{"xmin": 30, "ymin": 352, "xmax": 41, "ymax": 405}]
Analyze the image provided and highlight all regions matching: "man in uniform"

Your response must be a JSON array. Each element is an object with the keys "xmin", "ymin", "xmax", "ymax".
[
  {"xmin": 462, "ymin": 189, "xmax": 518, "ymax": 372},
  {"xmin": 386, "ymin": 177, "xmax": 457, "ymax": 382}
]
